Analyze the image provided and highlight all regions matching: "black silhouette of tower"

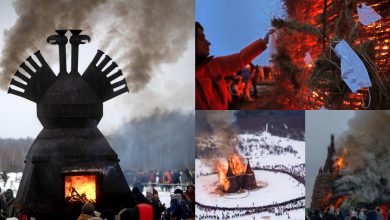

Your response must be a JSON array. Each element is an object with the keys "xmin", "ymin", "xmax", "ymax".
[{"xmin": 8, "ymin": 30, "xmax": 131, "ymax": 219}]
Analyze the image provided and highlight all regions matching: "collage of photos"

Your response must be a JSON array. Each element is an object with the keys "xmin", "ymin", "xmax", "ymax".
[{"xmin": 0, "ymin": 0, "xmax": 388, "ymax": 220}]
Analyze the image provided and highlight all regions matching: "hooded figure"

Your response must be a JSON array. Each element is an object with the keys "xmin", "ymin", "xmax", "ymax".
[
  {"xmin": 77, "ymin": 203, "xmax": 95, "ymax": 220},
  {"xmin": 165, "ymin": 189, "xmax": 189, "ymax": 220}
]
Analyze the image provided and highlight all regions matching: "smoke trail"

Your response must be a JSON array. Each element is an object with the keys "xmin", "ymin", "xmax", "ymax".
[
  {"xmin": 334, "ymin": 111, "xmax": 390, "ymax": 206},
  {"xmin": 94, "ymin": 0, "xmax": 194, "ymax": 92},
  {"xmin": 0, "ymin": 0, "xmax": 107, "ymax": 89},
  {"xmin": 0, "ymin": 0, "xmax": 194, "ymax": 93},
  {"xmin": 196, "ymin": 111, "xmax": 239, "ymax": 166}
]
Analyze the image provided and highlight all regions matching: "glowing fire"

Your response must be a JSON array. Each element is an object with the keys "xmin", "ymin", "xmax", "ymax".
[
  {"xmin": 334, "ymin": 195, "xmax": 347, "ymax": 208},
  {"xmin": 334, "ymin": 148, "xmax": 348, "ymax": 173},
  {"xmin": 216, "ymin": 154, "xmax": 247, "ymax": 191},
  {"xmin": 65, "ymin": 175, "xmax": 96, "ymax": 203}
]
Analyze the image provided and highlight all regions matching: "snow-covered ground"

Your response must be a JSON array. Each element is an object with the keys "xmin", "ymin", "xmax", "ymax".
[
  {"xmin": 196, "ymin": 132, "xmax": 305, "ymax": 220},
  {"xmin": 196, "ymin": 170, "xmax": 304, "ymax": 207}
]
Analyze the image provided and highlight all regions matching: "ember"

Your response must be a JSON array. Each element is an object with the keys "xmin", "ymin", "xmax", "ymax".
[{"xmin": 65, "ymin": 175, "xmax": 96, "ymax": 204}]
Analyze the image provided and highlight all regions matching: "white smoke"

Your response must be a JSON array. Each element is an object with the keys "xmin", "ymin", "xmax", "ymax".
[{"xmin": 334, "ymin": 111, "xmax": 390, "ymax": 206}]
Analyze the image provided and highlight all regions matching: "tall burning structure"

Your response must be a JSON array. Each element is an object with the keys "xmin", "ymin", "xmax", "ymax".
[
  {"xmin": 311, "ymin": 111, "xmax": 390, "ymax": 209},
  {"xmin": 8, "ymin": 30, "xmax": 132, "ymax": 219},
  {"xmin": 273, "ymin": 0, "xmax": 390, "ymax": 109},
  {"xmin": 311, "ymin": 135, "xmax": 341, "ymax": 209},
  {"xmin": 217, "ymin": 155, "xmax": 257, "ymax": 193}
]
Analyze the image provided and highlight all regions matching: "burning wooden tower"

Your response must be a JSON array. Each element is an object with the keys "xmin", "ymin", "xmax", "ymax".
[
  {"xmin": 225, "ymin": 160, "xmax": 257, "ymax": 193},
  {"xmin": 8, "ymin": 30, "xmax": 132, "ymax": 219},
  {"xmin": 311, "ymin": 135, "xmax": 340, "ymax": 209},
  {"xmin": 219, "ymin": 155, "xmax": 257, "ymax": 193}
]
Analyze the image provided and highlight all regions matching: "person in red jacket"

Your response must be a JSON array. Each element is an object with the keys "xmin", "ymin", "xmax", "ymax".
[{"xmin": 195, "ymin": 21, "xmax": 274, "ymax": 110}]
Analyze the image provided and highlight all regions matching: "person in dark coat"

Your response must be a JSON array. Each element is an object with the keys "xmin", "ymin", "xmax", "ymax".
[
  {"xmin": 100, "ymin": 209, "xmax": 115, "ymax": 220},
  {"xmin": 165, "ymin": 189, "xmax": 189, "ymax": 220},
  {"xmin": 3, "ymin": 189, "xmax": 16, "ymax": 218},
  {"xmin": 132, "ymin": 187, "xmax": 150, "ymax": 205},
  {"xmin": 77, "ymin": 203, "xmax": 96, "ymax": 220},
  {"xmin": 184, "ymin": 185, "xmax": 195, "ymax": 218},
  {"xmin": 310, "ymin": 209, "xmax": 322, "ymax": 220},
  {"xmin": 151, "ymin": 189, "xmax": 165, "ymax": 220},
  {"xmin": 323, "ymin": 209, "xmax": 338, "ymax": 220},
  {"xmin": 366, "ymin": 205, "xmax": 378, "ymax": 220}
]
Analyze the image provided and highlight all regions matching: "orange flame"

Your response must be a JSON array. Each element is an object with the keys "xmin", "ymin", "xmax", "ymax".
[
  {"xmin": 65, "ymin": 175, "xmax": 96, "ymax": 203},
  {"xmin": 335, "ymin": 148, "xmax": 348, "ymax": 173},
  {"xmin": 334, "ymin": 195, "xmax": 347, "ymax": 208},
  {"xmin": 216, "ymin": 154, "xmax": 247, "ymax": 191}
]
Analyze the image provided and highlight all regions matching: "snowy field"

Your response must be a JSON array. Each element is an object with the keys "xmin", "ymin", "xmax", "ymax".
[
  {"xmin": 196, "ymin": 170, "xmax": 304, "ymax": 207},
  {"xmin": 196, "ymin": 131, "xmax": 305, "ymax": 220}
]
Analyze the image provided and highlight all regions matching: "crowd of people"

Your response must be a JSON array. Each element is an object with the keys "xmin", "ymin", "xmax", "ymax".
[
  {"xmin": 238, "ymin": 137, "xmax": 299, "ymax": 157},
  {"xmin": 197, "ymin": 163, "xmax": 305, "ymax": 186},
  {"xmin": 196, "ymin": 197, "xmax": 304, "ymax": 219},
  {"xmin": 1, "ymin": 185, "xmax": 195, "ymax": 220},
  {"xmin": 307, "ymin": 204, "xmax": 390, "ymax": 220},
  {"xmin": 253, "ymin": 164, "xmax": 305, "ymax": 185},
  {"xmin": 124, "ymin": 168, "xmax": 194, "ymax": 192},
  {"xmin": 226, "ymin": 64, "xmax": 274, "ymax": 108}
]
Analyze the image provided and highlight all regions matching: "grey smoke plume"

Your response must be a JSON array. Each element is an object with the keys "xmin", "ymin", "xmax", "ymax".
[
  {"xmin": 107, "ymin": 109, "xmax": 195, "ymax": 171},
  {"xmin": 196, "ymin": 111, "xmax": 239, "ymax": 165},
  {"xmin": 0, "ymin": 0, "xmax": 194, "ymax": 92},
  {"xmin": 95, "ymin": 0, "xmax": 194, "ymax": 92},
  {"xmin": 334, "ymin": 111, "xmax": 390, "ymax": 206},
  {"xmin": 0, "ymin": 0, "xmax": 107, "ymax": 89}
]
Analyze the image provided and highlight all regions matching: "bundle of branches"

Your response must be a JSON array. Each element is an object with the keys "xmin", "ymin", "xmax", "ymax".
[
  {"xmin": 271, "ymin": 46, "xmax": 305, "ymax": 109},
  {"xmin": 271, "ymin": 0, "xmax": 390, "ymax": 109},
  {"xmin": 271, "ymin": 18, "xmax": 323, "ymax": 38}
]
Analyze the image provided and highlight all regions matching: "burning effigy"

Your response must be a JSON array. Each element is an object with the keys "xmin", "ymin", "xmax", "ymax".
[
  {"xmin": 216, "ymin": 154, "xmax": 257, "ymax": 193},
  {"xmin": 311, "ymin": 111, "xmax": 390, "ymax": 210}
]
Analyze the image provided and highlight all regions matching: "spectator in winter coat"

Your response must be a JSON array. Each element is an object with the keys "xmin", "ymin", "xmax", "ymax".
[
  {"xmin": 151, "ymin": 189, "xmax": 165, "ymax": 220},
  {"xmin": 195, "ymin": 21, "xmax": 274, "ymax": 110},
  {"xmin": 310, "ymin": 209, "xmax": 322, "ymax": 220},
  {"xmin": 132, "ymin": 187, "xmax": 150, "ymax": 205},
  {"xmin": 376, "ymin": 207, "xmax": 385, "ymax": 220},
  {"xmin": 100, "ymin": 209, "xmax": 115, "ymax": 220},
  {"xmin": 77, "ymin": 203, "xmax": 96, "ymax": 220},
  {"xmin": 185, "ymin": 185, "xmax": 195, "ymax": 218},
  {"xmin": 366, "ymin": 205, "xmax": 378, "ymax": 220},
  {"xmin": 165, "ymin": 189, "xmax": 189, "ymax": 220},
  {"xmin": 3, "ymin": 190, "xmax": 16, "ymax": 218}
]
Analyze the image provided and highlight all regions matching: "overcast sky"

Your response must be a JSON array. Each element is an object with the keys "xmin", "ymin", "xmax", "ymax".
[
  {"xmin": 0, "ymin": 1, "xmax": 194, "ymax": 138},
  {"xmin": 196, "ymin": 0, "xmax": 285, "ymax": 66},
  {"xmin": 305, "ymin": 110, "xmax": 354, "ymax": 207}
]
